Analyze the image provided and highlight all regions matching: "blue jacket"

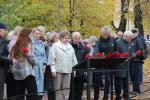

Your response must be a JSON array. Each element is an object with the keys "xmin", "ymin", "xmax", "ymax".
[{"xmin": 32, "ymin": 38, "xmax": 47, "ymax": 95}]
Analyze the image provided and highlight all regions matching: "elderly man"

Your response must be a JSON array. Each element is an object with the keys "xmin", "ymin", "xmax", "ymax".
[
  {"xmin": 130, "ymin": 29, "xmax": 145, "ymax": 95},
  {"xmin": 114, "ymin": 30, "xmax": 133, "ymax": 100},
  {"xmin": 0, "ymin": 22, "xmax": 16, "ymax": 100},
  {"xmin": 95, "ymin": 26, "xmax": 116, "ymax": 100},
  {"xmin": 116, "ymin": 31, "xmax": 123, "ymax": 39},
  {"xmin": 69, "ymin": 32, "xmax": 90, "ymax": 100}
]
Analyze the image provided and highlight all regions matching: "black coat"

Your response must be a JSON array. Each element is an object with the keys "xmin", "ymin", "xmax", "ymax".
[
  {"xmin": 70, "ymin": 41, "xmax": 90, "ymax": 64},
  {"xmin": 96, "ymin": 36, "xmax": 116, "ymax": 54},
  {"xmin": 70, "ymin": 41, "xmax": 90, "ymax": 76},
  {"xmin": 0, "ymin": 38, "xmax": 12, "ymax": 69},
  {"xmin": 131, "ymin": 37, "xmax": 144, "ymax": 61},
  {"xmin": 114, "ymin": 38, "xmax": 132, "ymax": 78}
]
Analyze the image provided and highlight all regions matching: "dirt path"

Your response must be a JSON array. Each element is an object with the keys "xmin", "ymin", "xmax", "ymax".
[{"xmin": 42, "ymin": 75, "xmax": 150, "ymax": 100}]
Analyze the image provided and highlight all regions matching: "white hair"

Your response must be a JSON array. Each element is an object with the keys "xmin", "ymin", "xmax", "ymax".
[
  {"xmin": 89, "ymin": 36, "xmax": 97, "ymax": 42},
  {"xmin": 72, "ymin": 32, "xmax": 81, "ymax": 38},
  {"xmin": 101, "ymin": 26, "xmax": 111, "ymax": 34},
  {"xmin": 124, "ymin": 30, "xmax": 133, "ymax": 36}
]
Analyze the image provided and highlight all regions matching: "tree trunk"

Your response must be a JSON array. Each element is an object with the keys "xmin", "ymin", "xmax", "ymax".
[
  {"xmin": 134, "ymin": 0, "xmax": 144, "ymax": 36},
  {"xmin": 69, "ymin": 0, "xmax": 75, "ymax": 31},
  {"xmin": 118, "ymin": 14, "xmax": 127, "ymax": 32},
  {"xmin": 111, "ymin": 0, "xmax": 129, "ymax": 33}
]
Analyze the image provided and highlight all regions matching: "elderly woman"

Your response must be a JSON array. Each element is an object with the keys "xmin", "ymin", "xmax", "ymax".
[
  {"xmin": 32, "ymin": 27, "xmax": 47, "ymax": 100},
  {"xmin": 48, "ymin": 30, "xmax": 77, "ymax": 100},
  {"xmin": 45, "ymin": 31, "xmax": 59, "ymax": 100}
]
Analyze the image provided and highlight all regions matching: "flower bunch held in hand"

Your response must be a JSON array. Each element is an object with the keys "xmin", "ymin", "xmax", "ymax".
[{"xmin": 21, "ymin": 48, "xmax": 29, "ymax": 53}]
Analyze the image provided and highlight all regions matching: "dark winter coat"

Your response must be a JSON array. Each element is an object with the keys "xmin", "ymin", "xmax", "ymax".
[
  {"xmin": 0, "ymin": 38, "xmax": 13, "ymax": 69},
  {"xmin": 96, "ymin": 36, "xmax": 116, "ymax": 54},
  {"xmin": 114, "ymin": 38, "xmax": 132, "ymax": 78},
  {"xmin": 44, "ymin": 42, "xmax": 54, "ymax": 91},
  {"xmin": 70, "ymin": 41, "xmax": 90, "ymax": 76},
  {"xmin": 131, "ymin": 36, "xmax": 144, "ymax": 61},
  {"xmin": 70, "ymin": 41, "xmax": 90, "ymax": 64}
]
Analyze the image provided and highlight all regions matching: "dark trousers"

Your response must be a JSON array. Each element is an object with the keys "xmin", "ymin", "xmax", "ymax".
[
  {"xmin": 93, "ymin": 72, "xmax": 111, "ymax": 100},
  {"xmin": 44, "ymin": 66, "xmax": 55, "ymax": 100},
  {"xmin": 93, "ymin": 72, "xmax": 103, "ymax": 100},
  {"xmin": 103, "ymin": 72, "xmax": 111, "ymax": 100},
  {"xmin": 47, "ymin": 89, "xmax": 55, "ymax": 100},
  {"xmin": 114, "ymin": 77, "xmax": 128, "ymax": 100},
  {"xmin": 6, "ymin": 71, "xmax": 16, "ymax": 99},
  {"xmin": 130, "ymin": 62, "xmax": 142, "ymax": 93},
  {"xmin": 69, "ymin": 75, "xmax": 84, "ymax": 100},
  {"xmin": 15, "ymin": 75, "xmax": 38, "ymax": 100},
  {"xmin": 0, "ymin": 68, "xmax": 5, "ymax": 100}
]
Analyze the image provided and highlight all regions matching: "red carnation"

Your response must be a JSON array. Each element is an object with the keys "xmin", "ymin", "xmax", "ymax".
[
  {"xmin": 21, "ymin": 48, "xmax": 29, "ymax": 53},
  {"xmin": 120, "ymin": 52, "xmax": 129, "ymax": 57},
  {"xmin": 111, "ymin": 52, "xmax": 120, "ymax": 57},
  {"xmin": 105, "ymin": 53, "xmax": 111, "ymax": 58},
  {"xmin": 136, "ymin": 50, "xmax": 142, "ymax": 55},
  {"xmin": 95, "ymin": 52, "xmax": 103, "ymax": 58},
  {"xmin": 84, "ymin": 41, "xmax": 89, "ymax": 49},
  {"xmin": 85, "ymin": 54, "xmax": 91, "ymax": 59}
]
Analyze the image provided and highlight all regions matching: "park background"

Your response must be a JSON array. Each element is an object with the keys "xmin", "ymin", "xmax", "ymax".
[{"xmin": 1, "ymin": 0, "xmax": 150, "ymax": 99}]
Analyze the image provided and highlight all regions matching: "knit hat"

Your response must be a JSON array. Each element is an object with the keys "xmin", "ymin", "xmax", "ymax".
[{"xmin": 0, "ymin": 22, "xmax": 6, "ymax": 30}]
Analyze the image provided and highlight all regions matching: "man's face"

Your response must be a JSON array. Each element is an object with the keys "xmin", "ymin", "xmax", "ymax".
[
  {"xmin": 117, "ymin": 31, "xmax": 123, "ymax": 39},
  {"xmin": 102, "ymin": 32, "xmax": 109, "ymax": 39},
  {"xmin": 0, "ymin": 29, "xmax": 6, "ymax": 38},
  {"xmin": 123, "ymin": 35, "xmax": 133, "ymax": 42},
  {"xmin": 73, "ymin": 35, "xmax": 81, "ymax": 44}
]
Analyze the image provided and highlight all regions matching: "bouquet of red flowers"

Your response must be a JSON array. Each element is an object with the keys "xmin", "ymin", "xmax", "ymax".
[
  {"xmin": 111, "ymin": 52, "xmax": 120, "ymax": 57},
  {"xmin": 21, "ymin": 48, "xmax": 29, "ymax": 53},
  {"xmin": 120, "ymin": 52, "xmax": 129, "ymax": 57},
  {"xmin": 135, "ymin": 50, "xmax": 145, "ymax": 60},
  {"xmin": 105, "ymin": 52, "xmax": 129, "ymax": 58},
  {"xmin": 83, "ymin": 41, "xmax": 89, "ymax": 49},
  {"xmin": 136, "ymin": 50, "xmax": 142, "ymax": 55},
  {"xmin": 105, "ymin": 53, "xmax": 112, "ymax": 58},
  {"xmin": 95, "ymin": 52, "xmax": 103, "ymax": 58},
  {"xmin": 85, "ymin": 54, "xmax": 91, "ymax": 59}
]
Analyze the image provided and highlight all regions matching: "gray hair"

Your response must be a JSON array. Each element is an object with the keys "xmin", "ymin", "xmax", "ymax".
[
  {"xmin": 101, "ymin": 26, "xmax": 111, "ymax": 34},
  {"xmin": 89, "ymin": 36, "xmax": 97, "ymax": 42},
  {"xmin": 124, "ymin": 30, "xmax": 133, "ymax": 36},
  {"xmin": 72, "ymin": 32, "xmax": 81, "ymax": 38}
]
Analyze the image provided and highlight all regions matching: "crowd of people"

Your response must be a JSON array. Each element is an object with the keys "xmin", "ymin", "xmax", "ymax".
[{"xmin": 0, "ymin": 22, "xmax": 147, "ymax": 100}]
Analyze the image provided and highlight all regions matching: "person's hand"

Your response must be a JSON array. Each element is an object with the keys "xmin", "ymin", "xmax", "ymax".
[
  {"xmin": 25, "ymin": 50, "xmax": 31, "ymax": 56},
  {"xmin": 12, "ymin": 59, "xmax": 17, "ymax": 64},
  {"xmin": 52, "ymin": 72, "xmax": 56, "ymax": 77}
]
